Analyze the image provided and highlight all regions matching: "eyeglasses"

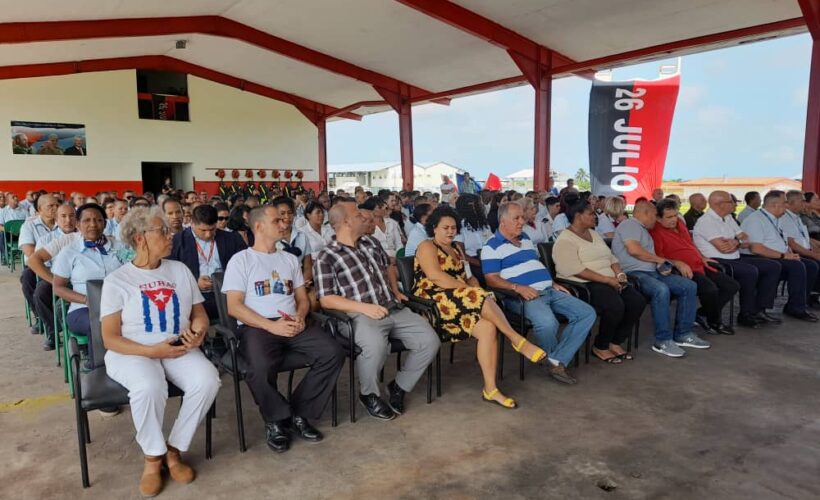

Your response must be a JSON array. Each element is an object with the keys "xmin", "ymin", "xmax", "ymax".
[
  {"xmin": 145, "ymin": 225, "xmax": 171, "ymax": 236},
  {"xmin": 217, "ymin": 216, "xmax": 229, "ymax": 221}
]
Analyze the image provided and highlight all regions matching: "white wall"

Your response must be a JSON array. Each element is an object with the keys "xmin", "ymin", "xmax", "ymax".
[{"xmin": 0, "ymin": 70, "xmax": 318, "ymax": 188}]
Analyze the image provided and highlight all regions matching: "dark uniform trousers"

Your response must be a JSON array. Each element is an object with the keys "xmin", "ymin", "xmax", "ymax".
[{"xmin": 238, "ymin": 322, "xmax": 344, "ymax": 423}]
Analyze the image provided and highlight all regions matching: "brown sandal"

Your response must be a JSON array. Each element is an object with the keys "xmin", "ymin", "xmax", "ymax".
[{"xmin": 139, "ymin": 456, "xmax": 164, "ymax": 498}]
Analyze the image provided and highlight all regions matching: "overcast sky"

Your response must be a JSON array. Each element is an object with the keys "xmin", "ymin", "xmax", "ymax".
[{"xmin": 327, "ymin": 33, "xmax": 811, "ymax": 182}]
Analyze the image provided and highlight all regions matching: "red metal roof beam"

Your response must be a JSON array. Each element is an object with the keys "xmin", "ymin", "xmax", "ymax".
[
  {"xmin": 0, "ymin": 16, "xmax": 434, "ymax": 99},
  {"xmin": 0, "ymin": 56, "xmax": 361, "ymax": 122},
  {"xmin": 799, "ymin": 0, "xmax": 820, "ymax": 39},
  {"xmin": 552, "ymin": 17, "xmax": 807, "ymax": 76},
  {"xmin": 395, "ymin": 0, "xmax": 578, "ymax": 69}
]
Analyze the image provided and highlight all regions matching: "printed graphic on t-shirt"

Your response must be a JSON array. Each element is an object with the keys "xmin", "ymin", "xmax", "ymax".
[
  {"xmin": 140, "ymin": 280, "xmax": 180, "ymax": 334},
  {"xmin": 253, "ymin": 271, "xmax": 293, "ymax": 297}
]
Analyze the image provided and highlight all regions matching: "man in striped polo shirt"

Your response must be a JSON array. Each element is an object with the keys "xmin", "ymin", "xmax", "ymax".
[{"xmin": 482, "ymin": 201, "xmax": 594, "ymax": 384}]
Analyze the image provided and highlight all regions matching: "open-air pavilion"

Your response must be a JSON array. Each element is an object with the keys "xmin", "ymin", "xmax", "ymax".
[{"xmin": 2, "ymin": 2, "xmax": 820, "ymax": 499}]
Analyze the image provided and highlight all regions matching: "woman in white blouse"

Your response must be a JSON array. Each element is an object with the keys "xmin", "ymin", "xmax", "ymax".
[
  {"xmin": 518, "ymin": 197, "xmax": 549, "ymax": 244},
  {"xmin": 453, "ymin": 194, "xmax": 493, "ymax": 268},
  {"xmin": 596, "ymin": 196, "xmax": 626, "ymax": 238},
  {"xmin": 362, "ymin": 196, "xmax": 403, "ymax": 259},
  {"xmin": 298, "ymin": 200, "xmax": 335, "ymax": 259}
]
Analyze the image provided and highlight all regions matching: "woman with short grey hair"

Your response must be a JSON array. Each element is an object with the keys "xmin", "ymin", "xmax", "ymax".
[
  {"xmin": 596, "ymin": 196, "xmax": 626, "ymax": 238},
  {"xmin": 100, "ymin": 207, "xmax": 220, "ymax": 497}
]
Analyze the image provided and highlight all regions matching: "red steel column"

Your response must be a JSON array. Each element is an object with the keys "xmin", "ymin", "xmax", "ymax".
[
  {"xmin": 375, "ymin": 84, "xmax": 415, "ymax": 191},
  {"xmin": 318, "ymin": 117, "xmax": 328, "ymax": 190},
  {"xmin": 533, "ymin": 55, "xmax": 552, "ymax": 192},
  {"xmin": 803, "ymin": 40, "xmax": 820, "ymax": 193},
  {"xmin": 509, "ymin": 48, "xmax": 552, "ymax": 191}
]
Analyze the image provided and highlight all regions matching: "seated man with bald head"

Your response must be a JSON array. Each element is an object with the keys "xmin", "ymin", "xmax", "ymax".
[
  {"xmin": 684, "ymin": 193, "xmax": 707, "ymax": 231},
  {"xmin": 693, "ymin": 190, "xmax": 783, "ymax": 328},
  {"xmin": 314, "ymin": 199, "xmax": 440, "ymax": 421},
  {"xmin": 611, "ymin": 201, "xmax": 707, "ymax": 358}
]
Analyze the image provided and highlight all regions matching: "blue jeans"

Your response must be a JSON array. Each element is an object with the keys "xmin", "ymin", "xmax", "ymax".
[
  {"xmin": 629, "ymin": 271, "xmax": 697, "ymax": 342},
  {"xmin": 504, "ymin": 287, "xmax": 595, "ymax": 366}
]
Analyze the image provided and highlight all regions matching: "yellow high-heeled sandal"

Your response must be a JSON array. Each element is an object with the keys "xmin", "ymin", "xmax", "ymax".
[
  {"xmin": 482, "ymin": 388, "xmax": 517, "ymax": 409},
  {"xmin": 512, "ymin": 338, "xmax": 546, "ymax": 363}
]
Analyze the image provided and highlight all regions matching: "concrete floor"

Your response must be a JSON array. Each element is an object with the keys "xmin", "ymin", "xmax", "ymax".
[{"xmin": 1, "ymin": 266, "xmax": 819, "ymax": 500}]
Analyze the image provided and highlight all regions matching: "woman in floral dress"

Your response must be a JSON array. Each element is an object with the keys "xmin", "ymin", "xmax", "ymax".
[{"xmin": 412, "ymin": 206, "xmax": 546, "ymax": 410}]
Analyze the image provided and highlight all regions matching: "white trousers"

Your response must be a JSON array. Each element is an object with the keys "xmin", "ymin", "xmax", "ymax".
[{"xmin": 105, "ymin": 349, "xmax": 221, "ymax": 457}]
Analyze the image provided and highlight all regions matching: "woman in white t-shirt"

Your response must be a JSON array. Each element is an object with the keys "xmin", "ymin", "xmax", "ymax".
[{"xmin": 99, "ymin": 207, "xmax": 220, "ymax": 498}]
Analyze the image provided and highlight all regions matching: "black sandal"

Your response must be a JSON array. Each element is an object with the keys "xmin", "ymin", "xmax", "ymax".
[
  {"xmin": 613, "ymin": 351, "xmax": 634, "ymax": 361},
  {"xmin": 592, "ymin": 350, "xmax": 623, "ymax": 364}
]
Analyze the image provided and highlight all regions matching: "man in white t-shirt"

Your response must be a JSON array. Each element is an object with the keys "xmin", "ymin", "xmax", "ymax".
[{"xmin": 222, "ymin": 205, "xmax": 344, "ymax": 454}]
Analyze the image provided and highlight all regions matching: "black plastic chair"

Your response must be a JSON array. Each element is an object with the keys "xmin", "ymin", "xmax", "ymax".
[
  {"xmin": 210, "ymin": 273, "xmax": 336, "ymax": 453},
  {"xmin": 395, "ymin": 256, "xmax": 444, "ymax": 395},
  {"xmin": 321, "ymin": 305, "xmax": 434, "ymax": 423},
  {"xmin": 69, "ymin": 280, "xmax": 213, "ymax": 488}
]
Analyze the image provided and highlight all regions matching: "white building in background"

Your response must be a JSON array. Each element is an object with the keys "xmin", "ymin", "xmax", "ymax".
[
  {"xmin": 504, "ymin": 168, "xmax": 571, "ymax": 191},
  {"xmin": 328, "ymin": 161, "xmax": 463, "ymax": 192}
]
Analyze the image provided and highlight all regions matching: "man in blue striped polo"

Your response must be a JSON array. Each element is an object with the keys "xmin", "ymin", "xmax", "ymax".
[{"xmin": 482, "ymin": 201, "xmax": 595, "ymax": 384}]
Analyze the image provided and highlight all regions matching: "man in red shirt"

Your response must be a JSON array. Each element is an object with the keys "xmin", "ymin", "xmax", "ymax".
[{"xmin": 650, "ymin": 199, "xmax": 740, "ymax": 335}]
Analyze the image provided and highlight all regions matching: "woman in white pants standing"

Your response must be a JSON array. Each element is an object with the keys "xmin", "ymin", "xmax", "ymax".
[{"xmin": 100, "ymin": 207, "xmax": 220, "ymax": 497}]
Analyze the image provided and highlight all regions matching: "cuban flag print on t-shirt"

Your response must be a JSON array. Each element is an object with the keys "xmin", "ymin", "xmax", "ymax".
[{"xmin": 140, "ymin": 280, "xmax": 181, "ymax": 334}]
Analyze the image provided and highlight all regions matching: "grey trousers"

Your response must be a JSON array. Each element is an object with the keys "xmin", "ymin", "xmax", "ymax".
[{"xmin": 342, "ymin": 307, "xmax": 440, "ymax": 397}]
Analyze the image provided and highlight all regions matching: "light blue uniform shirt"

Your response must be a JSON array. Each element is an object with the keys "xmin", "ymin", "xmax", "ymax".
[
  {"xmin": 19, "ymin": 217, "xmax": 60, "ymax": 264},
  {"xmin": 740, "ymin": 209, "xmax": 789, "ymax": 254},
  {"xmin": 404, "ymin": 222, "xmax": 428, "ymax": 257},
  {"xmin": 52, "ymin": 237, "xmax": 127, "ymax": 313}
]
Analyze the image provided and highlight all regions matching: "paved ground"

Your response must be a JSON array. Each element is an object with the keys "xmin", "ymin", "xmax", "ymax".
[{"xmin": 0, "ymin": 266, "xmax": 819, "ymax": 499}]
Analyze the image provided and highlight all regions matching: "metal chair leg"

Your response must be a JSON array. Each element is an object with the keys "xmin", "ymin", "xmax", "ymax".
[
  {"xmin": 584, "ymin": 335, "xmax": 590, "ymax": 365},
  {"xmin": 497, "ymin": 334, "xmax": 505, "ymax": 380},
  {"xmin": 349, "ymin": 349, "xmax": 356, "ymax": 423},
  {"xmin": 435, "ymin": 350, "xmax": 441, "ymax": 397},
  {"xmin": 426, "ymin": 365, "xmax": 432, "ymax": 404},
  {"xmin": 449, "ymin": 343, "xmax": 454, "ymax": 364},
  {"xmin": 287, "ymin": 370, "xmax": 294, "ymax": 400},
  {"xmin": 205, "ymin": 403, "xmax": 213, "ymax": 459},
  {"xmin": 331, "ymin": 383, "xmax": 338, "ymax": 428}
]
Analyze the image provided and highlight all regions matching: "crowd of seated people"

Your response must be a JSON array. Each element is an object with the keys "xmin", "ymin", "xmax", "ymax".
[{"xmin": 6, "ymin": 181, "xmax": 820, "ymax": 497}]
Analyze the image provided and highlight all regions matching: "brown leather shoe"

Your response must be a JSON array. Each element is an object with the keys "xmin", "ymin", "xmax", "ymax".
[
  {"xmin": 139, "ymin": 456, "xmax": 164, "ymax": 498},
  {"xmin": 548, "ymin": 363, "xmax": 577, "ymax": 385},
  {"xmin": 166, "ymin": 446, "xmax": 196, "ymax": 484}
]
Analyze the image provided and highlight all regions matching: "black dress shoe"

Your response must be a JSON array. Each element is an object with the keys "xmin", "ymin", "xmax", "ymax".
[
  {"xmin": 30, "ymin": 325, "xmax": 40, "ymax": 335},
  {"xmin": 264, "ymin": 421, "xmax": 291, "ymax": 453},
  {"xmin": 755, "ymin": 312, "xmax": 782, "ymax": 325},
  {"xmin": 695, "ymin": 315, "xmax": 718, "ymax": 335},
  {"xmin": 387, "ymin": 380, "xmax": 406, "ymax": 415},
  {"xmin": 710, "ymin": 323, "xmax": 735, "ymax": 335},
  {"xmin": 359, "ymin": 393, "xmax": 396, "ymax": 420},
  {"xmin": 737, "ymin": 314, "xmax": 760, "ymax": 328},
  {"xmin": 291, "ymin": 416, "xmax": 323, "ymax": 442},
  {"xmin": 783, "ymin": 309, "xmax": 819, "ymax": 322},
  {"xmin": 42, "ymin": 341, "xmax": 55, "ymax": 351}
]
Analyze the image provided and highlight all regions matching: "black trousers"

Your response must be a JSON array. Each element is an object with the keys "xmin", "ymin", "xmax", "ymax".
[
  {"xmin": 775, "ymin": 257, "xmax": 818, "ymax": 313},
  {"xmin": 692, "ymin": 270, "xmax": 740, "ymax": 325},
  {"xmin": 33, "ymin": 280, "xmax": 55, "ymax": 337},
  {"xmin": 20, "ymin": 267, "xmax": 37, "ymax": 322},
  {"xmin": 585, "ymin": 282, "xmax": 646, "ymax": 350},
  {"xmin": 717, "ymin": 257, "xmax": 780, "ymax": 316},
  {"xmin": 238, "ymin": 323, "xmax": 345, "ymax": 423}
]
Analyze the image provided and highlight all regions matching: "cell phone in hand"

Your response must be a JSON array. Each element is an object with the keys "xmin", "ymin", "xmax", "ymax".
[
  {"xmin": 657, "ymin": 260, "xmax": 673, "ymax": 274},
  {"xmin": 278, "ymin": 310, "xmax": 294, "ymax": 321},
  {"xmin": 170, "ymin": 336, "xmax": 184, "ymax": 346}
]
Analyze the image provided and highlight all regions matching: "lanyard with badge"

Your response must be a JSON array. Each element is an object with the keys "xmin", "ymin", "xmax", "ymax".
[
  {"xmin": 195, "ymin": 239, "xmax": 215, "ymax": 272},
  {"xmin": 760, "ymin": 210, "xmax": 788, "ymax": 246},
  {"xmin": 785, "ymin": 211, "xmax": 808, "ymax": 242}
]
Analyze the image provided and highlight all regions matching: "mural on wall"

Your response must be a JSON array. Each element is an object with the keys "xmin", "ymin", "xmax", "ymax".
[{"xmin": 11, "ymin": 121, "xmax": 87, "ymax": 156}]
